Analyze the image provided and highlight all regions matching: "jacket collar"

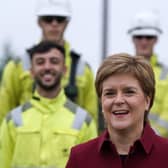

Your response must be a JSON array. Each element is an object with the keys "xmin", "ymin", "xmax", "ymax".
[
  {"xmin": 150, "ymin": 54, "xmax": 160, "ymax": 67},
  {"xmin": 31, "ymin": 89, "xmax": 66, "ymax": 114},
  {"xmin": 98, "ymin": 123, "xmax": 155, "ymax": 156}
]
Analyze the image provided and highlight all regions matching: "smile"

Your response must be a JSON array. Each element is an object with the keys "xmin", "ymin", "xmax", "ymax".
[{"xmin": 112, "ymin": 110, "xmax": 129, "ymax": 115}]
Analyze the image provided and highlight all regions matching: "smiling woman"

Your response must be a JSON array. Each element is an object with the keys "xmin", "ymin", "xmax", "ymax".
[
  {"xmin": 101, "ymin": 73, "xmax": 150, "ymax": 135},
  {"xmin": 66, "ymin": 53, "xmax": 168, "ymax": 168}
]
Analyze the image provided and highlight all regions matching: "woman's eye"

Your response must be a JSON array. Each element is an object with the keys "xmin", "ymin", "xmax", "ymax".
[
  {"xmin": 125, "ymin": 90, "xmax": 135, "ymax": 95},
  {"xmin": 105, "ymin": 92, "xmax": 115, "ymax": 96}
]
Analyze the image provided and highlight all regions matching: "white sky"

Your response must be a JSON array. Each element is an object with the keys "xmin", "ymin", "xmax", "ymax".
[{"xmin": 0, "ymin": 0, "xmax": 168, "ymax": 74}]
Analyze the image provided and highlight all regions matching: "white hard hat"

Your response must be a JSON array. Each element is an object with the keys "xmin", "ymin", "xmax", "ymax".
[
  {"xmin": 36, "ymin": 0, "xmax": 72, "ymax": 18},
  {"xmin": 128, "ymin": 11, "xmax": 162, "ymax": 37}
]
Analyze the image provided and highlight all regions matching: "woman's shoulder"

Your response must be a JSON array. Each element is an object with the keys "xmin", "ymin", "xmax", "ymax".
[
  {"xmin": 156, "ymin": 135, "xmax": 168, "ymax": 144},
  {"xmin": 154, "ymin": 134, "xmax": 168, "ymax": 152},
  {"xmin": 71, "ymin": 130, "xmax": 108, "ymax": 156},
  {"xmin": 72, "ymin": 136, "xmax": 100, "ymax": 154}
]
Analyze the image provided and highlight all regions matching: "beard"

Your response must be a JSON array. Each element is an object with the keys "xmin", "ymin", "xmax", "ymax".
[{"xmin": 35, "ymin": 70, "xmax": 62, "ymax": 91}]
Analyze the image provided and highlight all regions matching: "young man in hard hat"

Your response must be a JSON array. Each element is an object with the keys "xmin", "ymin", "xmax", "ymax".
[
  {"xmin": 0, "ymin": 0, "xmax": 98, "ymax": 125},
  {"xmin": 0, "ymin": 41, "xmax": 97, "ymax": 168},
  {"xmin": 127, "ymin": 11, "xmax": 168, "ymax": 137}
]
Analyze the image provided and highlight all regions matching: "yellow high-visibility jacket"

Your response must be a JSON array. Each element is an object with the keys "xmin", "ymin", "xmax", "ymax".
[
  {"xmin": 0, "ymin": 41, "xmax": 98, "ymax": 124},
  {"xmin": 149, "ymin": 54, "xmax": 168, "ymax": 137},
  {"xmin": 0, "ymin": 90, "xmax": 97, "ymax": 168}
]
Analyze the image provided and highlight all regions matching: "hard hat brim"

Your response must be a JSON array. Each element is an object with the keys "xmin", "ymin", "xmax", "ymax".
[{"xmin": 129, "ymin": 29, "xmax": 161, "ymax": 37}]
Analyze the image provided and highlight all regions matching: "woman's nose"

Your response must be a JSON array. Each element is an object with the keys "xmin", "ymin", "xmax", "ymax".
[{"xmin": 114, "ymin": 93, "xmax": 125, "ymax": 105}]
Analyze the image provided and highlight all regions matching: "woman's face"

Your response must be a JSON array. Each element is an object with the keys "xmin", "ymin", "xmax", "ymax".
[{"xmin": 101, "ymin": 73, "xmax": 150, "ymax": 133}]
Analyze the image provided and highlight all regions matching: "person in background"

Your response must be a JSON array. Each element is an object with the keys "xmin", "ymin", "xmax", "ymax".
[
  {"xmin": 127, "ymin": 10, "xmax": 168, "ymax": 137},
  {"xmin": 0, "ymin": 41, "xmax": 97, "ymax": 168},
  {"xmin": 0, "ymin": 0, "xmax": 98, "ymax": 125},
  {"xmin": 66, "ymin": 53, "xmax": 168, "ymax": 168}
]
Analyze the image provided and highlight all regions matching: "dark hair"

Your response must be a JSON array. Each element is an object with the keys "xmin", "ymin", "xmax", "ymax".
[{"xmin": 27, "ymin": 41, "xmax": 65, "ymax": 60}]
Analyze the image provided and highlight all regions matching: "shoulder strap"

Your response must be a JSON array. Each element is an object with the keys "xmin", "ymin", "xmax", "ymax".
[
  {"xmin": 72, "ymin": 106, "xmax": 92, "ymax": 130},
  {"xmin": 6, "ymin": 106, "xmax": 23, "ymax": 126},
  {"xmin": 6, "ymin": 102, "xmax": 32, "ymax": 126},
  {"xmin": 64, "ymin": 50, "xmax": 80, "ymax": 101},
  {"xmin": 64, "ymin": 99, "xmax": 92, "ymax": 130}
]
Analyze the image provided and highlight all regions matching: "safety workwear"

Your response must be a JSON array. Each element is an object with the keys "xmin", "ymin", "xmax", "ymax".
[
  {"xmin": 127, "ymin": 11, "xmax": 162, "ymax": 37},
  {"xmin": 36, "ymin": 0, "xmax": 72, "ymax": 18},
  {"xmin": 0, "ymin": 41, "xmax": 98, "ymax": 124},
  {"xmin": 0, "ymin": 90, "xmax": 97, "ymax": 168},
  {"xmin": 149, "ymin": 54, "xmax": 168, "ymax": 137}
]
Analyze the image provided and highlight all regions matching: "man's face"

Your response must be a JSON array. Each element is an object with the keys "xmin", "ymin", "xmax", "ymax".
[
  {"xmin": 31, "ymin": 48, "xmax": 66, "ymax": 91},
  {"xmin": 38, "ymin": 16, "xmax": 69, "ymax": 45},
  {"xmin": 132, "ymin": 35, "xmax": 157, "ymax": 59}
]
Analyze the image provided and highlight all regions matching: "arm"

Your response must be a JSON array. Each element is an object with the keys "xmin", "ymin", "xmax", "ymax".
[
  {"xmin": 79, "ymin": 64, "xmax": 98, "ymax": 123},
  {"xmin": 0, "ymin": 60, "xmax": 22, "ymax": 123},
  {"xmin": 0, "ymin": 119, "xmax": 14, "ymax": 168},
  {"xmin": 77, "ymin": 114, "xmax": 97, "ymax": 144}
]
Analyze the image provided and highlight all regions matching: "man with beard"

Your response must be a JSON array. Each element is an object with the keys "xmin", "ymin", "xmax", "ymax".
[
  {"xmin": 0, "ymin": 41, "xmax": 97, "ymax": 168},
  {"xmin": 0, "ymin": 0, "xmax": 98, "ymax": 126}
]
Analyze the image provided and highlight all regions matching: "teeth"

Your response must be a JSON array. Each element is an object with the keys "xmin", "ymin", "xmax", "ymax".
[
  {"xmin": 43, "ymin": 74, "xmax": 53, "ymax": 78},
  {"xmin": 113, "ymin": 111, "xmax": 128, "ymax": 115}
]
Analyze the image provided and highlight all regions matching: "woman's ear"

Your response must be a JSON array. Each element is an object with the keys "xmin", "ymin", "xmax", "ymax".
[{"xmin": 145, "ymin": 96, "xmax": 151, "ymax": 111}]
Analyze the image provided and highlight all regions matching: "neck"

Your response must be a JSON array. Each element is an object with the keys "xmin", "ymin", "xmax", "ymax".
[
  {"xmin": 137, "ymin": 52, "xmax": 153, "ymax": 61},
  {"xmin": 144, "ymin": 54, "xmax": 152, "ymax": 61},
  {"xmin": 58, "ymin": 39, "xmax": 65, "ymax": 46},
  {"xmin": 37, "ymin": 86, "xmax": 61, "ymax": 99},
  {"xmin": 108, "ymin": 125, "xmax": 143, "ymax": 155},
  {"xmin": 42, "ymin": 38, "xmax": 65, "ymax": 47}
]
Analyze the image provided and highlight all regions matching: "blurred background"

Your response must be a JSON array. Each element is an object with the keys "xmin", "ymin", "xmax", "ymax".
[{"xmin": 0, "ymin": 0, "xmax": 167, "ymax": 75}]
